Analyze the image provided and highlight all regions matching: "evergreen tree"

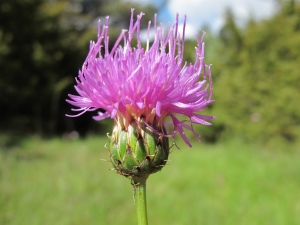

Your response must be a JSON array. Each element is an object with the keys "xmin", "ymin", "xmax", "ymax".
[
  {"xmin": 211, "ymin": 0, "xmax": 300, "ymax": 145},
  {"xmin": 0, "ymin": 0, "xmax": 158, "ymax": 138}
]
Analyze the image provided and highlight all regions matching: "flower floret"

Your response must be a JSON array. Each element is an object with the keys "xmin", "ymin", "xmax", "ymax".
[{"xmin": 67, "ymin": 9, "xmax": 215, "ymax": 146}]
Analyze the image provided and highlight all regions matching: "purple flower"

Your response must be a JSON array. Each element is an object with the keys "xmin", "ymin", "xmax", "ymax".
[{"xmin": 67, "ymin": 9, "xmax": 215, "ymax": 147}]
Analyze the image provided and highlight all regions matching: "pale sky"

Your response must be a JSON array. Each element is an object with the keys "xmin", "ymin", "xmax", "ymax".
[{"xmin": 125, "ymin": 0, "xmax": 278, "ymax": 37}]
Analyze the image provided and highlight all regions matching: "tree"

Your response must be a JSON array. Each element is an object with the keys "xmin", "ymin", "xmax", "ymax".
[
  {"xmin": 0, "ymin": 0, "xmax": 159, "ymax": 138},
  {"xmin": 211, "ymin": 0, "xmax": 300, "ymax": 145}
]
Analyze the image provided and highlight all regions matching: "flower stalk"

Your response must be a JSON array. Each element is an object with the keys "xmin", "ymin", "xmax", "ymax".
[{"xmin": 134, "ymin": 178, "xmax": 148, "ymax": 225}]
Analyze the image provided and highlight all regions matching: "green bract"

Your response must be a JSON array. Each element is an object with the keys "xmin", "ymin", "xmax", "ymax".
[{"xmin": 109, "ymin": 120, "xmax": 169, "ymax": 182}]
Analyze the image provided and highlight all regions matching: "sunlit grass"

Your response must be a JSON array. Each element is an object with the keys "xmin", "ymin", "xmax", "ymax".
[{"xmin": 1, "ymin": 137, "xmax": 300, "ymax": 225}]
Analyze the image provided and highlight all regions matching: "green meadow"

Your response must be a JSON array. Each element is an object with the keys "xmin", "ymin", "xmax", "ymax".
[{"xmin": 1, "ymin": 137, "xmax": 300, "ymax": 225}]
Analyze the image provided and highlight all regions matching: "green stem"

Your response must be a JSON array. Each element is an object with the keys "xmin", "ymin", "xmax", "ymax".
[{"xmin": 134, "ymin": 178, "xmax": 148, "ymax": 225}]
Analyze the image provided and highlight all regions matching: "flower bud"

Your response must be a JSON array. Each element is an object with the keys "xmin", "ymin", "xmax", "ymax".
[{"xmin": 109, "ymin": 119, "xmax": 169, "ymax": 182}]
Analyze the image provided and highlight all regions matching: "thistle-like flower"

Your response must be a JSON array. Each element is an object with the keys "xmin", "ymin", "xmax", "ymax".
[{"xmin": 67, "ymin": 9, "xmax": 215, "ymax": 182}]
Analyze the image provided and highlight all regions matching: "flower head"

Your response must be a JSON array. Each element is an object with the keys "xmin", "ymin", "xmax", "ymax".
[{"xmin": 67, "ymin": 9, "xmax": 215, "ymax": 147}]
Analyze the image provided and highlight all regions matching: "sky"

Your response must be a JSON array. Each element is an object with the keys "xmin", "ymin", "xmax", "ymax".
[{"xmin": 126, "ymin": 0, "xmax": 278, "ymax": 37}]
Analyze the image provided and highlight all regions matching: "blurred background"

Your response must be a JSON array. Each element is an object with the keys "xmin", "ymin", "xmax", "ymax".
[
  {"xmin": 1, "ymin": 0, "xmax": 300, "ymax": 224},
  {"xmin": 1, "ymin": 0, "xmax": 299, "ymax": 146}
]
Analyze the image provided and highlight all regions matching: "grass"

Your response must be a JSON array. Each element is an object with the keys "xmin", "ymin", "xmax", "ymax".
[{"xmin": 1, "ymin": 136, "xmax": 300, "ymax": 225}]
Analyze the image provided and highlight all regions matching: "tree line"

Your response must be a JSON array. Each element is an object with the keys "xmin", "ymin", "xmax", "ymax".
[
  {"xmin": 1, "ymin": 0, "xmax": 299, "ymax": 146},
  {"xmin": 198, "ymin": 0, "xmax": 300, "ymax": 146}
]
